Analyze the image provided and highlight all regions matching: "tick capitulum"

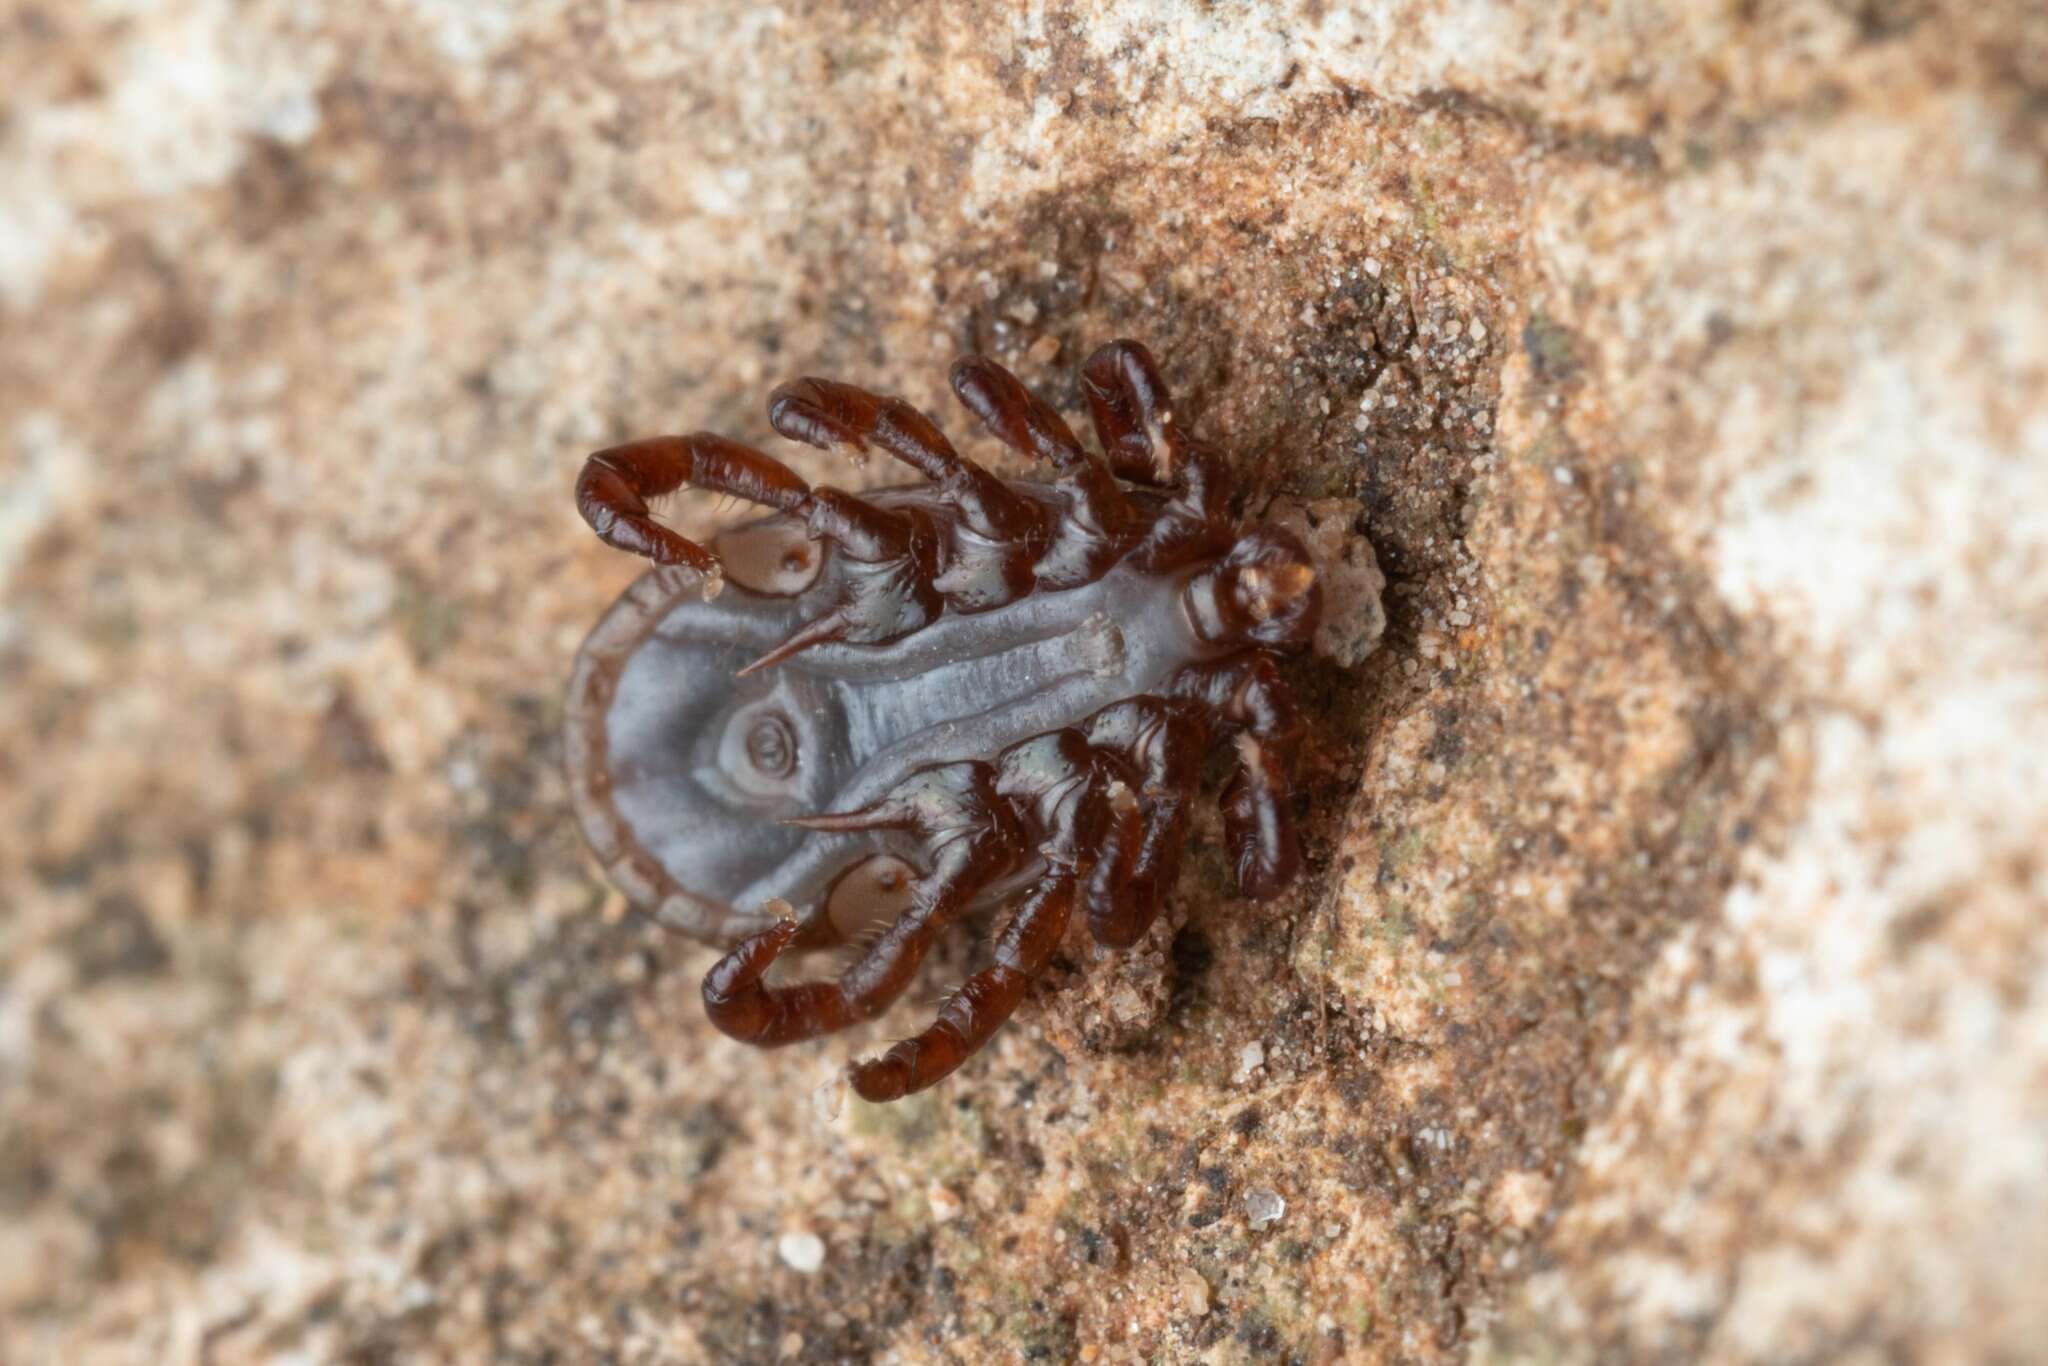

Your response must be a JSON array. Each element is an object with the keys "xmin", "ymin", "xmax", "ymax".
[{"xmin": 566, "ymin": 339, "xmax": 1321, "ymax": 1101}]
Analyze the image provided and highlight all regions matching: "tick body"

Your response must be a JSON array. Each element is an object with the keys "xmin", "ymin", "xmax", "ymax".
[{"xmin": 566, "ymin": 340, "xmax": 1321, "ymax": 1101}]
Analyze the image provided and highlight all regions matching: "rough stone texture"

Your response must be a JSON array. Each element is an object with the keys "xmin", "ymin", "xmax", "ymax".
[{"xmin": 3, "ymin": 3, "xmax": 2044, "ymax": 1362}]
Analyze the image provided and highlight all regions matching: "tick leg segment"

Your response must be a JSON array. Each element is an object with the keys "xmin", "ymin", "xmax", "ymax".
[
  {"xmin": 769, "ymin": 378, "xmax": 1044, "ymax": 543},
  {"xmin": 952, "ymin": 356, "xmax": 1140, "ymax": 587},
  {"xmin": 579, "ymin": 431, "xmax": 929, "ymax": 584},
  {"xmin": 847, "ymin": 873, "xmax": 1075, "ymax": 1102},
  {"xmin": 1081, "ymin": 698, "xmax": 1210, "ymax": 946},
  {"xmin": 849, "ymin": 716, "xmax": 1189, "ymax": 1100},
  {"xmin": 731, "ymin": 478, "xmax": 941, "ymax": 667},
  {"xmin": 1080, "ymin": 338, "xmax": 1182, "ymax": 484},
  {"xmin": 700, "ymin": 763, "xmax": 1025, "ymax": 1045},
  {"xmin": 771, "ymin": 376, "xmax": 1046, "ymax": 612},
  {"xmin": 1168, "ymin": 651, "xmax": 1307, "ymax": 901},
  {"xmin": 576, "ymin": 434, "xmax": 810, "ymax": 576},
  {"xmin": 992, "ymin": 729, "xmax": 1120, "ymax": 864},
  {"xmin": 1078, "ymin": 774, "xmax": 1146, "ymax": 946},
  {"xmin": 736, "ymin": 499, "xmax": 945, "ymax": 675},
  {"xmin": 1080, "ymin": 339, "xmax": 1235, "ymax": 569}
]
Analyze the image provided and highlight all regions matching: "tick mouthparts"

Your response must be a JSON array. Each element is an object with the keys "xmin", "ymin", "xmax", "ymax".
[{"xmin": 1238, "ymin": 561, "xmax": 1317, "ymax": 621}]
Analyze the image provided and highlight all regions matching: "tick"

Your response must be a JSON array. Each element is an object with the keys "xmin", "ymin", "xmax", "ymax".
[{"xmin": 566, "ymin": 340, "xmax": 1321, "ymax": 1100}]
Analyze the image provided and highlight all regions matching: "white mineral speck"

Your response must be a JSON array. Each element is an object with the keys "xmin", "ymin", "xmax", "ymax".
[
  {"xmin": 1106, "ymin": 984, "xmax": 1148, "ymax": 1026},
  {"xmin": 926, "ymin": 1180, "xmax": 963, "ymax": 1223},
  {"xmin": 1233, "ymin": 1040, "xmax": 1266, "ymax": 1084},
  {"xmin": 1245, "ymin": 1186, "xmax": 1287, "ymax": 1230},
  {"xmin": 776, "ymin": 1231, "xmax": 825, "ymax": 1274}
]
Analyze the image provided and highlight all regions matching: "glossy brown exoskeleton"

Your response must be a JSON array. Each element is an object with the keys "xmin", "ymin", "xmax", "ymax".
[{"xmin": 566, "ymin": 340, "xmax": 1321, "ymax": 1101}]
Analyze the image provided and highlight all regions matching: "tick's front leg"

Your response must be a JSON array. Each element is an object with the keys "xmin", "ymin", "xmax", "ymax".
[{"xmin": 1079, "ymin": 339, "xmax": 1235, "ymax": 569}]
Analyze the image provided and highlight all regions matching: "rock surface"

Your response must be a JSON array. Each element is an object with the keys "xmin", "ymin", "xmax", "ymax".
[{"xmin": 4, "ymin": 3, "xmax": 2045, "ymax": 1362}]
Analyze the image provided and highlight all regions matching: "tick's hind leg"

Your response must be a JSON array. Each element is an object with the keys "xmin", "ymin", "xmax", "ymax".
[
  {"xmin": 700, "ymin": 763, "xmax": 1026, "ymax": 1046},
  {"xmin": 847, "ymin": 874, "xmax": 1076, "ymax": 1102},
  {"xmin": 576, "ymin": 434, "xmax": 811, "ymax": 583},
  {"xmin": 578, "ymin": 429, "xmax": 943, "ymax": 668}
]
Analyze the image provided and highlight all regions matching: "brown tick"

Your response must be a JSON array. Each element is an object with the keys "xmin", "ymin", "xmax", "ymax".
[{"xmin": 566, "ymin": 340, "xmax": 1321, "ymax": 1101}]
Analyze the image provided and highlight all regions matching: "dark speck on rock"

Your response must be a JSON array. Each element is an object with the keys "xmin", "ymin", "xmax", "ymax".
[
  {"xmin": 63, "ymin": 894, "xmax": 170, "ymax": 984},
  {"xmin": 1170, "ymin": 927, "xmax": 1214, "ymax": 979}
]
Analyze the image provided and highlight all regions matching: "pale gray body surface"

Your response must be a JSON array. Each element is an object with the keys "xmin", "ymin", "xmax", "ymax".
[{"xmin": 565, "ymin": 485, "xmax": 1224, "ymax": 943}]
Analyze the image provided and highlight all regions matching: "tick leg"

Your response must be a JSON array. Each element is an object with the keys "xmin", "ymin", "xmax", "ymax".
[
  {"xmin": 769, "ymin": 378, "xmax": 1044, "ymax": 544},
  {"xmin": 701, "ymin": 763, "xmax": 1026, "ymax": 1045},
  {"xmin": 1082, "ymin": 699, "xmax": 1209, "ymax": 946},
  {"xmin": 1079, "ymin": 338, "xmax": 1181, "ymax": 485},
  {"xmin": 848, "ymin": 874, "xmax": 1075, "ymax": 1102},
  {"xmin": 1080, "ymin": 339, "xmax": 1235, "ymax": 568},
  {"xmin": 771, "ymin": 375, "xmax": 1046, "ymax": 612},
  {"xmin": 576, "ymin": 433, "xmax": 810, "ymax": 579},
  {"xmin": 580, "ymin": 431, "xmax": 941, "ymax": 663},
  {"xmin": 952, "ymin": 355, "xmax": 1140, "ymax": 586},
  {"xmin": 845, "ymin": 731, "xmax": 1141, "ymax": 1099},
  {"xmin": 1077, "ymin": 772, "xmax": 1144, "ymax": 945},
  {"xmin": 1168, "ymin": 652, "xmax": 1307, "ymax": 901},
  {"xmin": 731, "ymin": 480, "xmax": 947, "ymax": 676}
]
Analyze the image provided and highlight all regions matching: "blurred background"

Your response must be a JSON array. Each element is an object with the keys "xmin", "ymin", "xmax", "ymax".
[{"xmin": 3, "ymin": 3, "xmax": 2045, "ymax": 1362}]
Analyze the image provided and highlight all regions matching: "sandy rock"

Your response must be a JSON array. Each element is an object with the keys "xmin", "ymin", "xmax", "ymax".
[{"xmin": 3, "ymin": 3, "xmax": 2044, "ymax": 1363}]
